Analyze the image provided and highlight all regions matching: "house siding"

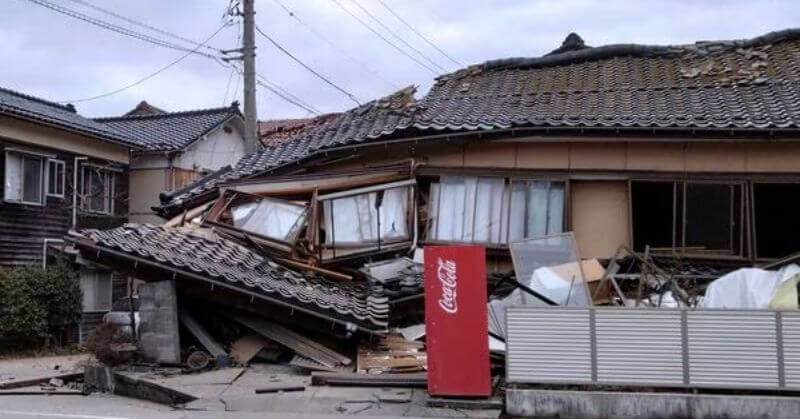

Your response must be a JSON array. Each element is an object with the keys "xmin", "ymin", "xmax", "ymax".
[{"xmin": 0, "ymin": 139, "xmax": 130, "ymax": 265}]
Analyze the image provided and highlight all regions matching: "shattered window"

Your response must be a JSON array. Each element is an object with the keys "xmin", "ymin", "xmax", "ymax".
[
  {"xmin": 428, "ymin": 176, "xmax": 565, "ymax": 245},
  {"xmin": 207, "ymin": 192, "xmax": 308, "ymax": 243},
  {"xmin": 231, "ymin": 198, "xmax": 307, "ymax": 240},
  {"xmin": 322, "ymin": 186, "xmax": 410, "ymax": 245}
]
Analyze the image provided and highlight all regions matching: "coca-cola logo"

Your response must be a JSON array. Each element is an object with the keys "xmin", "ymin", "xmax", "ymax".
[{"xmin": 437, "ymin": 257, "xmax": 458, "ymax": 314}]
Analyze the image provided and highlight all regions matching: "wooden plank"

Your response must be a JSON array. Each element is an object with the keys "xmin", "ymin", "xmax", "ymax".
[
  {"xmin": 231, "ymin": 315, "xmax": 351, "ymax": 368},
  {"xmin": 179, "ymin": 311, "xmax": 228, "ymax": 360},
  {"xmin": 310, "ymin": 372, "xmax": 426, "ymax": 387},
  {"xmin": 254, "ymin": 385, "xmax": 305, "ymax": 394},
  {"xmin": 230, "ymin": 334, "xmax": 269, "ymax": 365}
]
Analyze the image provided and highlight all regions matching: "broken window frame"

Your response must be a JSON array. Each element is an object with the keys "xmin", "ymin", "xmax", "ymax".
[
  {"xmin": 629, "ymin": 178, "xmax": 746, "ymax": 259},
  {"xmin": 204, "ymin": 190, "xmax": 309, "ymax": 253},
  {"xmin": 423, "ymin": 174, "xmax": 567, "ymax": 248},
  {"xmin": 315, "ymin": 179, "xmax": 416, "ymax": 262}
]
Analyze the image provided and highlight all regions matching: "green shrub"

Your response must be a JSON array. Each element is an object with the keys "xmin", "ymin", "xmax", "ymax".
[{"xmin": 0, "ymin": 260, "xmax": 82, "ymax": 340}]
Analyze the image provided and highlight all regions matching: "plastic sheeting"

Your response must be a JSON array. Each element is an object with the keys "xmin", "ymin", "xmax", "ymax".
[{"xmin": 700, "ymin": 264, "xmax": 800, "ymax": 309}]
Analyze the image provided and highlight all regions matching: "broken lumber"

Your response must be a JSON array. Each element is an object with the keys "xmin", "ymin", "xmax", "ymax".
[
  {"xmin": 179, "ymin": 310, "xmax": 231, "ymax": 367},
  {"xmin": 0, "ymin": 372, "xmax": 82, "ymax": 390},
  {"xmin": 230, "ymin": 334, "xmax": 270, "ymax": 365},
  {"xmin": 310, "ymin": 372, "xmax": 426, "ymax": 387},
  {"xmin": 231, "ymin": 314, "xmax": 351, "ymax": 368}
]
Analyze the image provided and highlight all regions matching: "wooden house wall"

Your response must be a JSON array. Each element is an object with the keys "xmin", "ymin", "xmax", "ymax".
[{"xmin": 0, "ymin": 139, "xmax": 129, "ymax": 266}]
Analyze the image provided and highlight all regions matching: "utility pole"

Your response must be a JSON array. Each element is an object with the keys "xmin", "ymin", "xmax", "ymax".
[{"xmin": 242, "ymin": 0, "xmax": 258, "ymax": 152}]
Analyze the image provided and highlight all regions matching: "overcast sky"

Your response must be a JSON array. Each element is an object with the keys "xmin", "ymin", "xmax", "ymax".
[{"xmin": 2, "ymin": 0, "xmax": 799, "ymax": 120}]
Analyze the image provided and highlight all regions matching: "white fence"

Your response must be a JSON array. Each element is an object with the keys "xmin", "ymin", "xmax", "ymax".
[{"xmin": 506, "ymin": 307, "xmax": 800, "ymax": 391}]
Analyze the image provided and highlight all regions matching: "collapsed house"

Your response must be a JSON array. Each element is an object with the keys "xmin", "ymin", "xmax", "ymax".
[{"xmin": 60, "ymin": 28, "xmax": 800, "ymax": 397}]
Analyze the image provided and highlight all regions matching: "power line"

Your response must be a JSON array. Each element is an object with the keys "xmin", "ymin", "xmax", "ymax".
[
  {"xmin": 256, "ymin": 75, "xmax": 321, "ymax": 115},
  {"xmin": 375, "ymin": 0, "xmax": 463, "ymax": 67},
  {"xmin": 348, "ymin": 0, "xmax": 447, "ymax": 72},
  {"xmin": 60, "ymin": 25, "xmax": 229, "ymax": 104},
  {"xmin": 255, "ymin": 25, "xmax": 361, "ymax": 106},
  {"xmin": 65, "ymin": 0, "xmax": 221, "ymax": 54},
  {"xmin": 330, "ymin": 0, "xmax": 437, "ymax": 74},
  {"xmin": 269, "ymin": 0, "xmax": 399, "ymax": 90},
  {"xmin": 24, "ymin": 0, "xmax": 221, "ymax": 60}
]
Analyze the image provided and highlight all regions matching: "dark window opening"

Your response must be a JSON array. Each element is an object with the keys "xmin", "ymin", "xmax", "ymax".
[
  {"xmin": 632, "ymin": 181, "xmax": 742, "ymax": 256},
  {"xmin": 754, "ymin": 183, "xmax": 800, "ymax": 259},
  {"xmin": 631, "ymin": 181, "xmax": 674, "ymax": 252}
]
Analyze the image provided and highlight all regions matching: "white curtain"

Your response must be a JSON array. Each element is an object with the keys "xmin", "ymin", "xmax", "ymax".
[
  {"xmin": 430, "ymin": 176, "xmax": 565, "ymax": 244},
  {"xmin": 4, "ymin": 153, "xmax": 21, "ymax": 201},
  {"xmin": 323, "ymin": 186, "xmax": 410, "ymax": 245},
  {"xmin": 232, "ymin": 199, "xmax": 306, "ymax": 240}
]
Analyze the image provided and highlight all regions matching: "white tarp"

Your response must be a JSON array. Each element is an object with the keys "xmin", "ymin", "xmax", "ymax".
[{"xmin": 700, "ymin": 264, "xmax": 800, "ymax": 309}]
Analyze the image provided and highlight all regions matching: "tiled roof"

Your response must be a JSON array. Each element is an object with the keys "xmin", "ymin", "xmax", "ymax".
[
  {"xmin": 259, "ymin": 114, "xmax": 340, "ymax": 147},
  {"xmin": 124, "ymin": 100, "xmax": 167, "ymax": 116},
  {"xmin": 0, "ymin": 87, "xmax": 140, "ymax": 148},
  {"xmin": 95, "ymin": 104, "xmax": 241, "ymax": 151},
  {"xmin": 158, "ymin": 28, "xmax": 800, "ymax": 213},
  {"xmin": 72, "ymin": 224, "xmax": 389, "ymax": 331}
]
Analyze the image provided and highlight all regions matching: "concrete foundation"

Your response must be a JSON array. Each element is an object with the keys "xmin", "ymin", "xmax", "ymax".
[
  {"xmin": 506, "ymin": 388, "xmax": 800, "ymax": 419},
  {"xmin": 137, "ymin": 280, "xmax": 180, "ymax": 363}
]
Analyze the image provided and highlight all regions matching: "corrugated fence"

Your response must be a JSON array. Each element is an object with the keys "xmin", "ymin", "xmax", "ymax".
[{"xmin": 506, "ymin": 307, "xmax": 800, "ymax": 391}]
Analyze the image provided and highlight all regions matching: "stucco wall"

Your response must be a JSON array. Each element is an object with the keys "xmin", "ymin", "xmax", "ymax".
[
  {"xmin": 0, "ymin": 115, "xmax": 130, "ymax": 163},
  {"xmin": 172, "ymin": 124, "xmax": 246, "ymax": 172},
  {"xmin": 571, "ymin": 180, "xmax": 630, "ymax": 259},
  {"xmin": 129, "ymin": 168, "xmax": 168, "ymax": 224}
]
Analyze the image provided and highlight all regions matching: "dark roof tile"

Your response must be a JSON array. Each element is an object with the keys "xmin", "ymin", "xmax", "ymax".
[{"xmin": 95, "ymin": 105, "xmax": 241, "ymax": 151}]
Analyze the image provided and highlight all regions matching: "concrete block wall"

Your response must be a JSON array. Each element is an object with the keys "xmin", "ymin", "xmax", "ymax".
[{"xmin": 137, "ymin": 280, "xmax": 180, "ymax": 363}]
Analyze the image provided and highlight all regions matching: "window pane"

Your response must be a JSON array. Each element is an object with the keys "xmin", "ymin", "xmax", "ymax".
[
  {"xmin": 4, "ymin": 153, "xmax": 22, "ymax": 201},
  {"xmin": 95, "ymin": 272, "xmax": 112, "ymax": 311},
  {"xmin": 233, "ymin": 198, "xmax": 306, "ymax": 240},
  {"xmin": 433, "ymin": 176, "xmax": 468, "ymax": 241},
  {"xmin": 472, "ymin": 177, "xmax": 505, "ymax": 243},
  {"xmin": 47, "ymin": 161, "xmax": 64, "ymax": 196},
  {"xmin": 323, "ymin": 187, "xmax": 409, "ymax": 244},
  {"xmin": 507, "ymin": 182, "xmax": 527, "ymax": 242},
  {"xmin": 527, "ymin": 181, "xmax": 550, "ymax": 236},
  {"xmin": 547, "ymin": 182, "xmax": 565, "ymax": 234},
  {"xmin": 22, "ymin": 156, "xmax": 42, "ymax": 203}
]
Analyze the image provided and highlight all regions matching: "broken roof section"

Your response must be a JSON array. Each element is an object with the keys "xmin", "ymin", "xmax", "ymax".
[
  {"xmin": 94, "ymin": 103, "xmax": 242, "ymax": 152},
  {"xmin": 259, "ymin": 114, "xmax": 340, "ymax": 147},
  {"xmin": 69, "ymin": 224, "xmax": 389, "ymax": 332},
  {"xmin": 156, "ymin": 28, "xmax": 800, "ymax": 216}
]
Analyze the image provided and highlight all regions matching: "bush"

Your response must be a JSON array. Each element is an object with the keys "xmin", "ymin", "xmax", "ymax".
[{"xmin": 0, "ymin": 260, "xmax": 82, "ymax": 341}]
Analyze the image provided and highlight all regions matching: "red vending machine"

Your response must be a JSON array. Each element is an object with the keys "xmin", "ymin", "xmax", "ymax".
[{"xmin": 424, "ymin": 245, "xmax": 491, "ymax": 397}]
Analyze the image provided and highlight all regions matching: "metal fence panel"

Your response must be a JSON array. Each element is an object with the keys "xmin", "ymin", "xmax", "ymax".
[
  {"xmin": 595, "ymin": 309, "xmax": 683, "ymax": 385},
  {"xmin": 506, "ymin": 307, "xmax": 591, "ymax": 384},
  {"xmin": 781, "ymin": 312, "xmax": 800, "ymax": 389},
  {"xmin": 687, "ymin": 310, "xmax": 778, "ymax": 388}
]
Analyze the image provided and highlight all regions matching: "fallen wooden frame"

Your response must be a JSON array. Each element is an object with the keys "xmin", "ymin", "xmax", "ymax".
[
  {"xmin": 0, "ymin": 372, "xmax": 83, "ymax": 390},
  {"xmin": 310, "ymin": 372, "xmax": 426, "ymax": 387}
]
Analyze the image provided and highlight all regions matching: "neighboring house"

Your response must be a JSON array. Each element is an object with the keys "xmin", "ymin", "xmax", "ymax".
[
  {"xmin": 0, "ymin": 87, "xmax": 139, "ymax": 341},
  {"xmin": 258, "ymin": 114, "xmax": 339, "ymax": 147},
  {"xmin": 95, "ymin": 102, "xmax": 250, "ymax": 224},
  {"xmin": 155, "ymin": 28, "xmax": 800, "ymax": 265}
]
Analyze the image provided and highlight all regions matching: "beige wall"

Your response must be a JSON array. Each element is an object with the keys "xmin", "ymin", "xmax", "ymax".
[
  {"xmin": 416, "ymin": 140, "xmax": 800, "ymax": 173},
  {"xmin": 0, "ymin": 116, "xmax": 130, "ymax": 163},
  {"xmin": 570, "ymin": 181, "xmax": 630, "ymax": 259},
  {"xmin": 129, "ymin": 168, "xmax": 168, "ymax": 223}
]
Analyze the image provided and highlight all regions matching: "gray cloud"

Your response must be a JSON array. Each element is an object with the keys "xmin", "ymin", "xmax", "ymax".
[{"xmin": 2, "ymin": 0, "xmax": 798, "ymax": 119}]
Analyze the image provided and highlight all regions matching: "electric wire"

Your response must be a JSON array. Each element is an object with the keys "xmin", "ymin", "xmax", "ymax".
[
  {"xmin": 348, "ymin": 0, "xmax": 447, "ymax": 72},
  {"xmin": 65, "ymin": 0, "xmax": 221, "ymax": 54},
  {"xmin": 60, "ymin": 24, "xmax": 229, "ymax": 104},
  {"xmin": 375, "ymin": 0, "xmax": 463, "ymax": 67},
  {"xmin": 255, "ymin": 24, "xmax": 361, "ymax": 106},
  {"xmin": 24, "ymin": 0, "xmax": 221, "ymax": 60},
  {"xmin": 222, "ymin": 22, "xmax": 242, "ymax": 105},
  {"xmin": 330, "ymin": 0, "xmax": 438, "ymax": 74},
  {"xmin": 269, "ymin": 0, "xmax": 398, "ymax": 89}
]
